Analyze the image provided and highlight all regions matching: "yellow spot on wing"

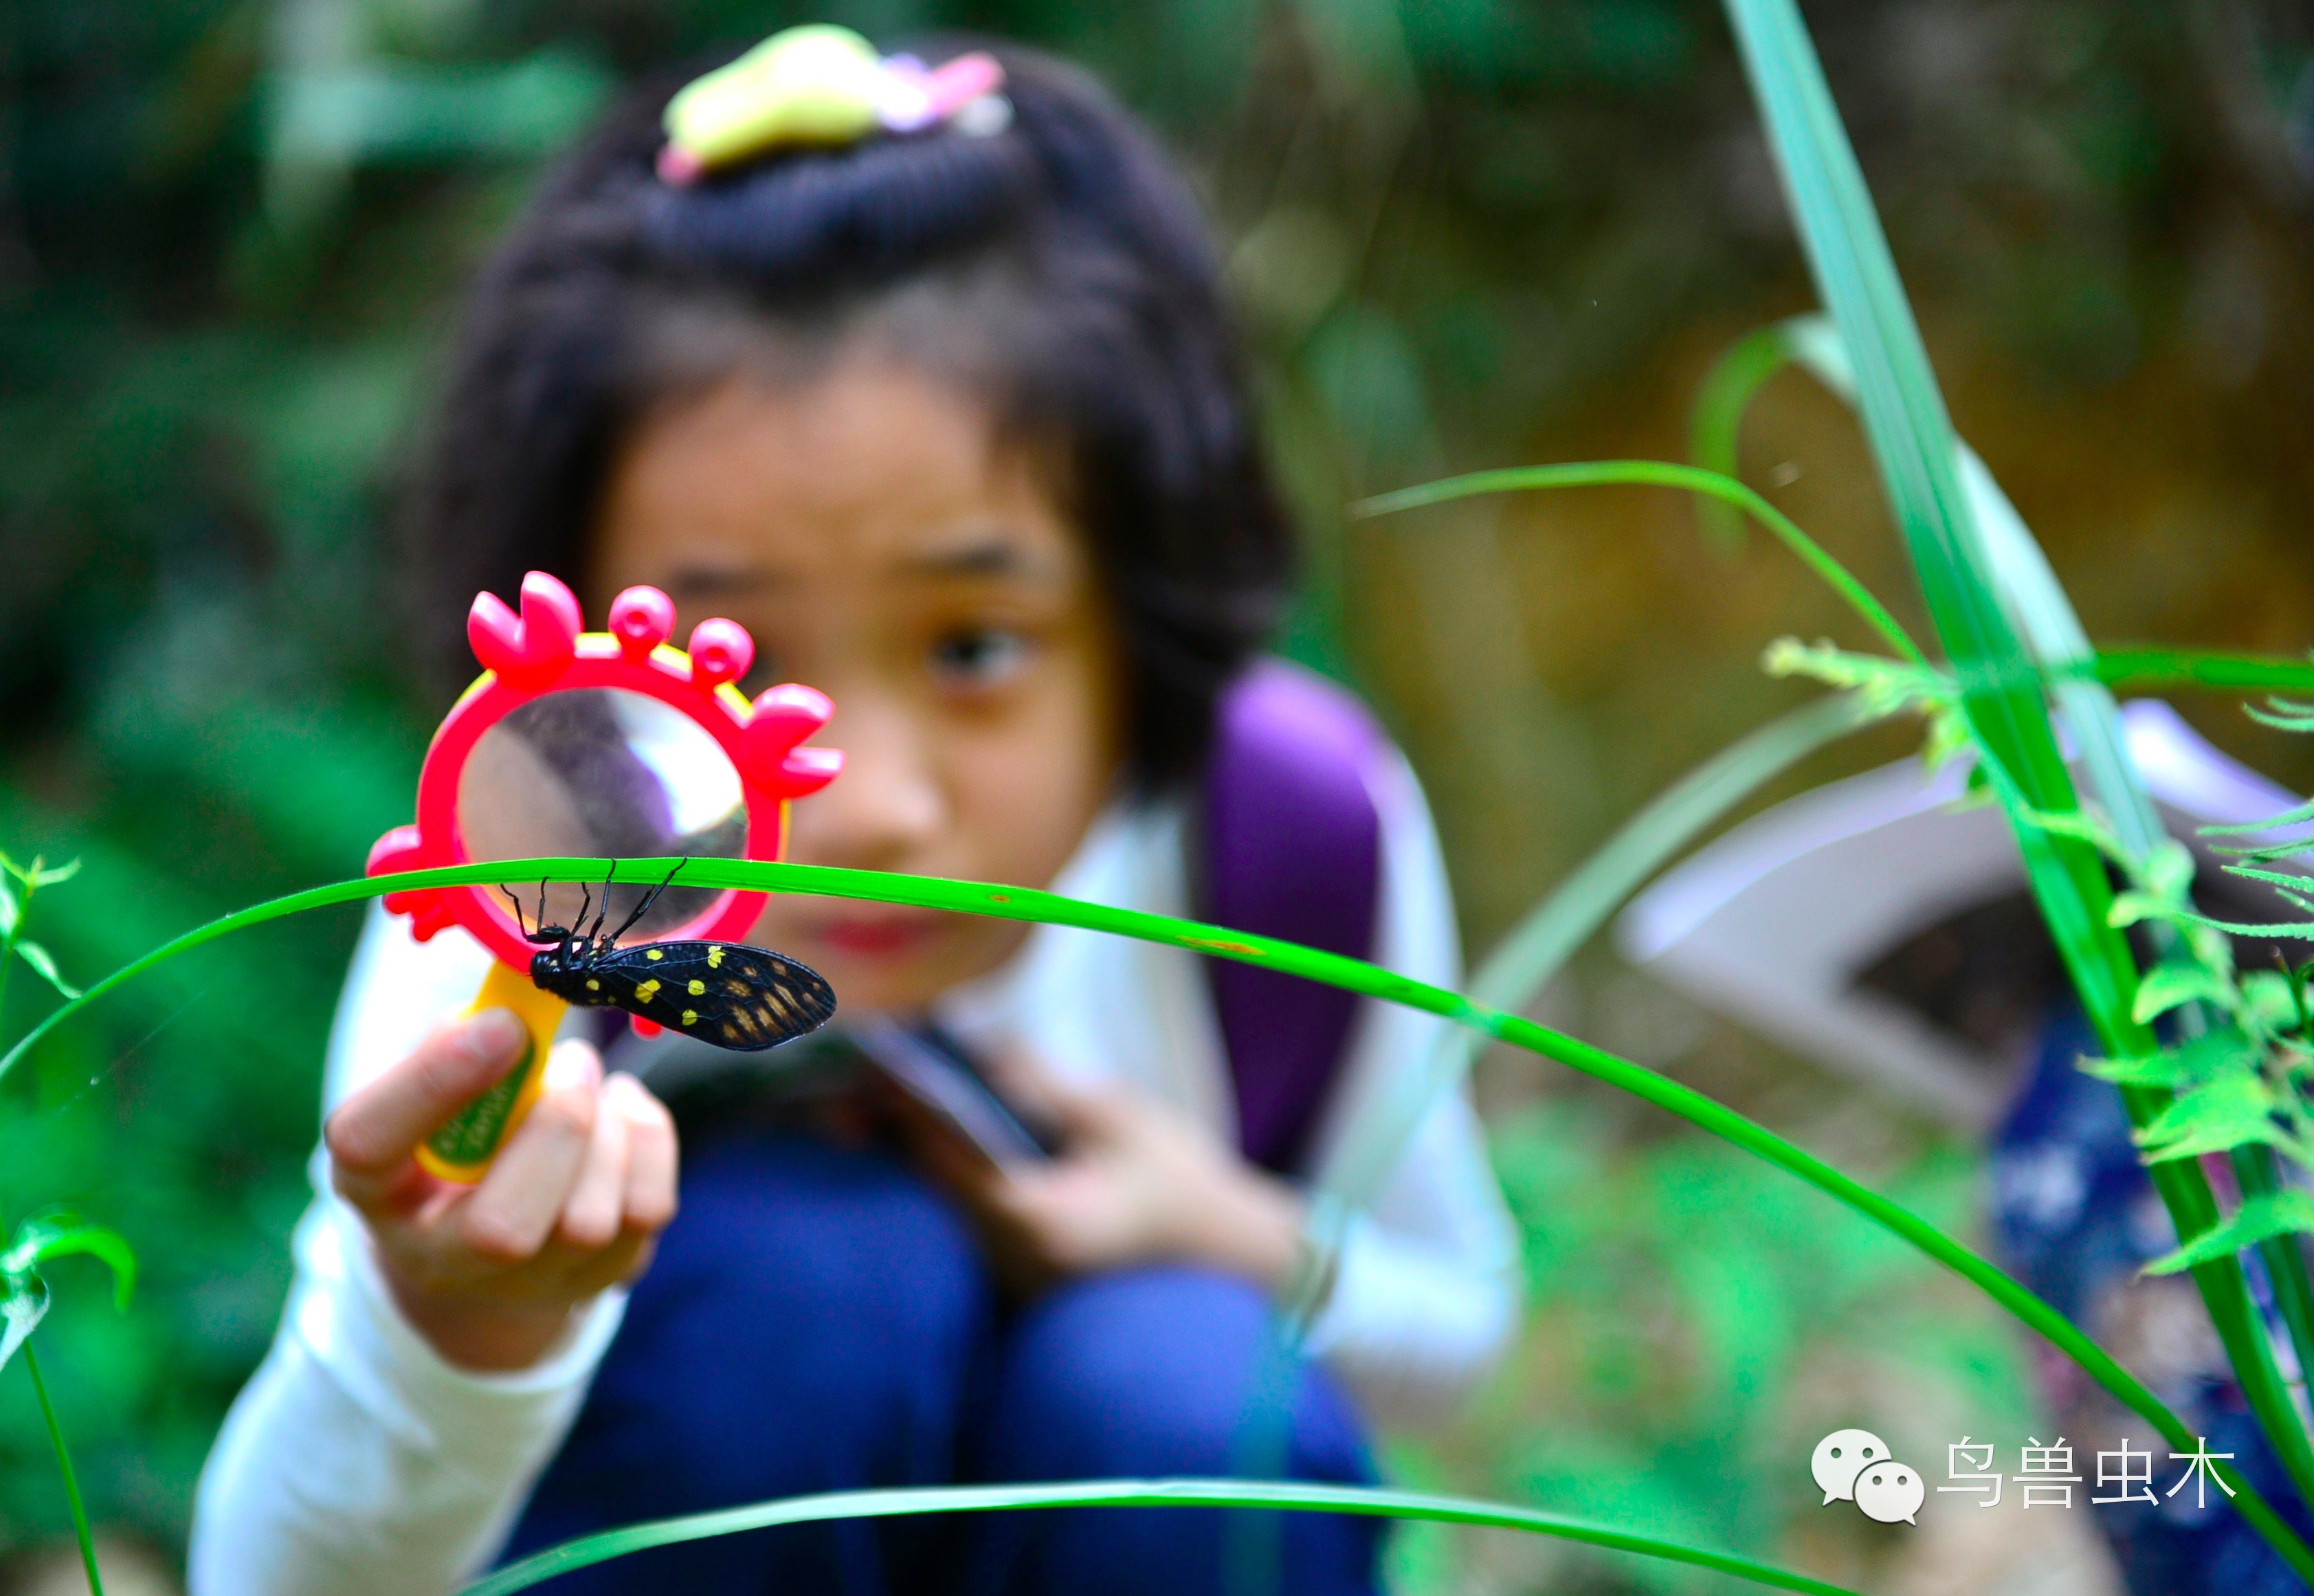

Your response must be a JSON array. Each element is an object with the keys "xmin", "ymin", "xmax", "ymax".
[
  {"xmin": 634, "ymin": 978, "xmax": 661, "ymax": 1004},
  {"xmin": 586, "ymin": 978, "xmax": 600, "ymax": 991},
  {"xmin": 646, "ymin": 948, "xmax": 664, "ymax": 962},
  {"xmin": 681, "ymin": 1009, "xmax": 698, "ymax": 1026},
  {"xmin": 689, "ymin": 978, "xmax": 706, "ymax": 995},
  {"xmin": 707, "ymin": 946, "xmax": 724, "ymax": 967}
]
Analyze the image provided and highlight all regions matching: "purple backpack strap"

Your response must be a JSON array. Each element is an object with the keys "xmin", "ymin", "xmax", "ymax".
[{"xmin": 1201, "ymin": 659, "xmax": 1384, "ymax": 1174}]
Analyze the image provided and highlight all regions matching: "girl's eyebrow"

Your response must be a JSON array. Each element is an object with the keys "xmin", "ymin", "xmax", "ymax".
[
  {"xmin": 658, "ymin": 535, "xmax": 1063, "ymax": 595},
  {"xmin": 900, "ymin": 536, "xmax": 1062, "ymax": 584},
  {"xmin": 663, "ymin": 562, "xmax": 781, "ymax": 596}
]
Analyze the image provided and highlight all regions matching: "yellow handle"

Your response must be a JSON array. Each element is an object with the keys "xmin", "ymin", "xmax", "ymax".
[{"xmin": 415, "ymin": 962, "xmax": 570, "ymax": 1184}]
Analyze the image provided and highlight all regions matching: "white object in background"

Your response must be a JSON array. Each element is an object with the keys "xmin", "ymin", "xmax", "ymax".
[{"xmin": 1616, "ymin": 700, "xmax": 2309, "ymax": 1127}]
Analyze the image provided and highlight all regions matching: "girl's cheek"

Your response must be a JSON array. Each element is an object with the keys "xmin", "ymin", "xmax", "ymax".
[{"xmin": 959, "ymin": 644, "xmax": 1117, "ymax": 867}]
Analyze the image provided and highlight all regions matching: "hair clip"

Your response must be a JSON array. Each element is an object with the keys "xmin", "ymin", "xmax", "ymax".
[{"xmin": 658, "ymin": 25, "xmax": 1009, "ymax": 186}]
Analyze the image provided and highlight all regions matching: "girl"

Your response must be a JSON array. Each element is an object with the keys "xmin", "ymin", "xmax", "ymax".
[{"xmin": 191, "ymin": 31, "xmax": 1517, "ymax": 1596}]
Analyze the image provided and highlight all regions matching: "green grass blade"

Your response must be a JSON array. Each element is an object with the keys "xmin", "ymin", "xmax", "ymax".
[
  {"xmin": 21, "ymin": 1341, "xmax": 105, "ymax": 1596},
  {"xmin": 2092, "ymin": 649, "xmax": 2314, "ymax": 696},
  {"xmin": 2230, "ymin": 1146, "xmax": 2314, "ymax": 1373},
  {"xmin": 1769, "ymin": 318, "xmax": 2163, "ymax": 844},
  {"xmin": 1722, "ymin": 0, "xmax": 2314, "ymax": 1511},
  {"xmin": 1745, "ymin": 316, "xmax": 2314, "ymax": 1382},
  {"xmin": 456, "ymin": 1478, "xmax": 1865, "ymax": 1596},
  {"xmin": 1353, "ymin": 460, "xmax": 1924, "ymax": 663},
  {"xmin": 7, "ymin": 855, "xmax": 2308, "ymax": 1573},
  {"xmin": 8, "ymin": 1221, "xmax": 137, "ymax": 1313},
  {"xmin": 1309, "ymin": 691, "xmax": 1880, "ymax": 1215},
  {"xmin": 1687, "ymin": 322, "xmax": 1801, "ymax": 550}
]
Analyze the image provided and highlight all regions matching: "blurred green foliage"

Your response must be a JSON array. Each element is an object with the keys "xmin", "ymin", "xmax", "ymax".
[
  {"xmin": 2, "ymin": 0, "xmax": 2311, "ymax": 1577},
  {"xmin": 1387, "ymin": 1097, "xmax": 2031, "ymax": 1593}
]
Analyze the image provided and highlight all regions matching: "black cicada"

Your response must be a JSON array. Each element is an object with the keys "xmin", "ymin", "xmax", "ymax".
[{"xmin": 504, "ymin": 871, "xmax": 836, "ymax": 1052}]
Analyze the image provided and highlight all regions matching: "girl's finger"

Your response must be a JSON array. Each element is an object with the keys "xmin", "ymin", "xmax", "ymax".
[
  {"xmin": 455, "ymin": 1041, "xmax": 601, "ymax": 1264},
  {"xmin": 327, "ymin": 1010, "xmax": 529, "ymax": 1205},
  {"xmin": 982, "ymin": 1047, "xmax": 1060, "ymax": 1113},
  {"xmin": 565, "ymin": 1229, "xmax": 658, "ymax": 1296},
  {"xmin": 1036, "ymin": 1074, "xmax": 1131, "ymax": 1143},
  {"xmin": 608, "ymin": 1073, "xmax": 679, "ymax": 1234},
  {"xmin": 557, "ymin": 1078, "xmax": 632, "ymax": 1251}
]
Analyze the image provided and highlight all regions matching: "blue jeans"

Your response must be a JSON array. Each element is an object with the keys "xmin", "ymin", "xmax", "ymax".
[
  {"xmin": 1994, "ymin": 1008, "xmax": 2314, "ymax": 1595},
  {"xmin": 501, "ymin": 1129, "xmax": 1383, "ymax": 1595}
]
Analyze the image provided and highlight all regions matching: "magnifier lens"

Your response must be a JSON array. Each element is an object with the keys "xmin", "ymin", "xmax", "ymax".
[{"xmin": 456, "ymin": 687, "xmax": 747, "ymax": 943}]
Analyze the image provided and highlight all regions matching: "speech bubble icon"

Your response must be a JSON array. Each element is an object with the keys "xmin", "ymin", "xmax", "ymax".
[
  {"xmin": 1811, "ymin": 1428, "xmax": 1891, "ymax": 1505},
  {"xmin": 1855, "ymin": 1461, "xmax": 1924, "ymax": 1525}
]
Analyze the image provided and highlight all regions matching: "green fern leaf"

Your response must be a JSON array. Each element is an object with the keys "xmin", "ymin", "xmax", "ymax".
[
  {"xmin": 2146, "ymin": 1191, "xmax": 2314, "ymax": 1276},
  {"xmin": 2133, "ymin": 962, "xmax": 2238, "ymax": 1024},
  {"xmin": 2134, "ymin": 1075, "xmax": 2286, "ymax": 1163},
  {"xmin": 2082, "ymin": 1028, "xmax": 2260, "ymax": 1091}
]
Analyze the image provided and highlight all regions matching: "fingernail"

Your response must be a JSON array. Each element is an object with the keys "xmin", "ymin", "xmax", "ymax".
[{"xmin": 463, "ymin": 1008, "xmax": 524, "ymax": 1061}]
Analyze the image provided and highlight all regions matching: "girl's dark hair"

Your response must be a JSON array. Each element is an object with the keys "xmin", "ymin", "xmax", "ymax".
[{"xmin": 405, "ymin": 42, "xmax": 1292, "ymax": 790}]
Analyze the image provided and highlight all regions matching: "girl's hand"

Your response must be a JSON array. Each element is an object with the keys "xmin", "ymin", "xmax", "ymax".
[
  {"xmin": 325, "ymin": 1010, "xmax": 678, "ymax": 1372},
  {"xmin": 926, "ymin": 1062, "xmax": 1304, "ymax": 1294}
]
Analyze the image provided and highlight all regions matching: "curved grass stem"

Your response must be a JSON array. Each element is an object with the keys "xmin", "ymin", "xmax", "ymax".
[
  {"xmin": 22, "ymin": 1340, "xmax": 104, "ymax": 1596},
  {"xmin": 2091, "ymin": 649, "xmax": 2314, "ymax": 697},
  {"xmin": 458, "ymin": 1478, "xmax": 1862, "ymax": 1596},
  {"xmin": 1687, "ymin": 322, "xmax": 1803, "ymax": 551},
  {"xmin": 8, "ymin": 856, "xmax": 2311, "ymax": 1577},
  {"xmin": 1353, "ymin": 461, "xmax": 1926, "ymax": 666}
]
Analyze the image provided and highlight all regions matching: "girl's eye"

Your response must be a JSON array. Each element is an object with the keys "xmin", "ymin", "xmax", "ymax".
[{"xmin": 929, "ymin": 626, "xmax": 1028, "ymax": 687}]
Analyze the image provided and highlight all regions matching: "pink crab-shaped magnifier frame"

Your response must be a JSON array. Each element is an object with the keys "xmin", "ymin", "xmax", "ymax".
[
  {"xmin": 367, "ymin": 568, "xmax": 842, "ymax": 972},
  {"xmin": 366, "ymin": 572, "xmax": 841, "ymax": 1184}
]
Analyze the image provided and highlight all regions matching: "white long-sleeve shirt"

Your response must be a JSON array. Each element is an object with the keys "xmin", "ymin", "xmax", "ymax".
[{"xmin": 190, "ymin": 753, "xmax": 1520, "ymax": 1596}]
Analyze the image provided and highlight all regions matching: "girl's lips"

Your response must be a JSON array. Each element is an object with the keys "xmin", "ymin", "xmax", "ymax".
[{"xmin": 812, "ymin": 912, "xmax": 943, "ymax": 957}]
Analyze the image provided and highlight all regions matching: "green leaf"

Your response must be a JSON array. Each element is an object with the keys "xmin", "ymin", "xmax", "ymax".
[
  {"xmin": 3, "ymin": 1214, "xmax": 136, "ymax": 1311},
  {"xmin": 2145, "ymin": 840, "xmax": 2196, "ymax": 902},
  {"xmin": 2228, "ymin": 863, "xmax": 2314, "ymax": 898},
  {"xmin": 27, "ymin": 856, "xmax": 80, "ymax": 888},
  {"xmin": 0, "ymin": 878, "xmax": 16, "ymax": 937},
  {"xmin": 2174, "ymin": 909, "xmax": 2314, "ymax": 941},
  {"xmin": 2132, "ymin": 962, "xmax": 2237, "ymax": 1025},
  {"xmin": 2243, "ymin": 972, "xmax": 2307, "ymax": 1034},
  {"xmin": 12, "ymin": 941, "xmax": 81, "ymax": 1000},
  {"xmin": 2135, "ymin": 1075, "xmax": 2286, "ymax": 1163},
  {"xmin": 1713, "ymin": 0, "xmax": 2314, "ymax": 1500},
  {"xmin": 1920, "ymin": 704, "xmax": 1973, "ymax": 771},
  {"xmin": 2249, "ymin": 700, "xmax": 2314, "ymax": 733},
  {"xmin": 0, "ymin": 1270, "xmax": 49, "ymax": 1377},
  {"xmin": 2082, "ymin": 1050, "xmax": 2200, "ymax": 1089},
  {"xmin": 2220, "ymin": 839, "xmax": 2314, "ymax": 865},
  {"xmin": 2082, "ymin": 1028, "xmax": 2260, "ymax": 1091},
  {"xmin": 1759, "ymin": 637, "xmax": 1946, "ymax": 710},
  {"xmin": 1724, "ymin": 0, "xmax": 2314, "ymax": 1502},
  {"xmin": 2148, "ymin": 1191, "xmax": 2314, "ymax": 1277},
  {"xmin": 2203, "ymin": 796, "xmax": 2314, "ymax": 837},
  {"xmin": 2018, "ymin": 803, "xmax": 2128, "ymax": 863},
  {"xmin": 2108, "ymin": 890, "xmax": 2175, "ymax": 931}
]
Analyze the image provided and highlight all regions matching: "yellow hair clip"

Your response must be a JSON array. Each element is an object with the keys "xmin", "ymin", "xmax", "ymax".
[{"xmin": 658, "ymin": 25, "xmax": 1008, "ymax": 186}]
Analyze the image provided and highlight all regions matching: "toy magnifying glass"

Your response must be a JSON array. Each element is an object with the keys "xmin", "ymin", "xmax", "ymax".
[{"xmin": 367, "ymin": 571, "xmax": 843, "ymax": 1182}]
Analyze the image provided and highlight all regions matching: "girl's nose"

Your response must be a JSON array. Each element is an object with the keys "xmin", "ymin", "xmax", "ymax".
[{"xmin": 788, "ymin": 692, "xmax": 945, "ymax": 869}]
